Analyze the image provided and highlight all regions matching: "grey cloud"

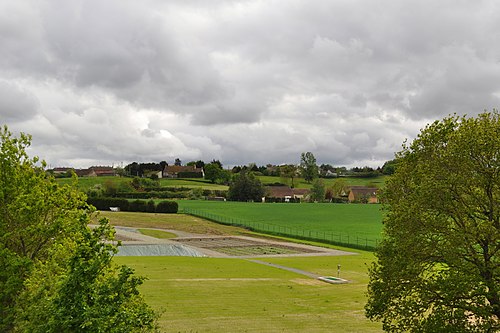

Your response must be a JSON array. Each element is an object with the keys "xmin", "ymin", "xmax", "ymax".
[
  {"xmin": 0, "ymin": 81, "xmax": 39, "ymax": 122},
  {"xmin": 2, "ymin": 0, "xmax": 500, "ymax": 168}
]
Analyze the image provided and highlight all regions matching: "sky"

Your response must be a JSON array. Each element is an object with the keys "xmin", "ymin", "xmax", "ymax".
[{"xmin": 1, "ymin": 0, "xmax": 500, "ymax": 169}]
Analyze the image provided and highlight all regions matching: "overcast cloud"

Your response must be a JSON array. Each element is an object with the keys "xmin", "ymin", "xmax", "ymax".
[{"xmin": 1, "ymin": 0, "xmax": 500, "ymax": 168}]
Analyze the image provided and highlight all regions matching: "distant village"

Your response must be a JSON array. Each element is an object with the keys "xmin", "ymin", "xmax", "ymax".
[{"xmin": 48, "ymin": 159, "xmax": 394, "ymax": 204}]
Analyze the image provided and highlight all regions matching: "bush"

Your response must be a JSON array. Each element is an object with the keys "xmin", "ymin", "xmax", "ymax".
[
  {"xmin": 146, "ymin": 200, "xmax": 156, "ymax": 213},
  {"xmin": 87, "ymin": 198, "xmax": 130, "ymax": 211},
  {"xmin": 155, "ymin": 201, "xmax": 178, "ymax": 213},
  {"xmin": 129, "ymin": 200, "xmax": 148, "ymax": 212}
]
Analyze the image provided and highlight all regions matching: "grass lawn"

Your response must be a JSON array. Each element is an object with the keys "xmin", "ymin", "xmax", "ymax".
[
  {"xmin": 177, "ymin": 201, "xmax": 383, "ymax": 241},
  {"xmin": 105, "ymin": 210, "xmax": 382, "ymax": 331},
  {"xmin": 99, "ymin": 211, "xmax": 246, "ymax": 236},
  {"xmin": 137, "ymin": 229, "xmax": 177, "ymax": 239},
  {"xmin": 116, "ymin": 253, "xmax": 382, "ymax": 332}
]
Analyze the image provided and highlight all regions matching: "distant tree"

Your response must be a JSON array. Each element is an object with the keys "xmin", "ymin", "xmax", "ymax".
[
  {"xmin": 228, "ymin": 171, "xmax": 265, "ymax": 202},
  {"xmin": 330, "ymin": 178, "xmax": 349, "ymax": 198},
  {"xmin": 174, "ymin": 158, "xmax": 182, "ymax": 166},
  {"xmin": 159, "ymin": 160, "xmax": 168, "ymax": 170},
  {"xmin": 366, "ymin": 112, "xmax": 500, "ymax": 331},
  {"xmin": 232, "ymin": 166, "xmax": 242, "ymax": 173},
  {"xmin": 114, "ymin": 167, "xmax": 125, "ymax": 177},
  {"xmin": 300, "ymin": 152, "xmax": 319, "ymax": 183},
  {"xmin": 204, "ymin": 162, "xmax": 223, "ymax": 183},
  {"xmin": 381, "ymin": 159, "xmax": 397, "ymax": 175},
  {"xmin": 210, "ymin": 159, "xmax": 223, "ymax": 169},
  {"xmin": 309, "ymin": 178, "xmax": 325, "ymax": 202},
  {"xmin": 279, "ymin": 164, "xmax": 298, "ymax": 188}
]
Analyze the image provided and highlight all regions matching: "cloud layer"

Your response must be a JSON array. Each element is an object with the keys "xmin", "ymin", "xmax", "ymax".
[{"xmin": 1, "ymin": 0, "xmax": 499, "ymax": 168}]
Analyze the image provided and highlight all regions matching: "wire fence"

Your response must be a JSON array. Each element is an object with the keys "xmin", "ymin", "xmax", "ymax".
[{"xmin": 182, "ymin": 208, "xmax": 380, "ymax": 251}]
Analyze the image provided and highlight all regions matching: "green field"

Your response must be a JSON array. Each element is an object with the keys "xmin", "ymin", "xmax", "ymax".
[
  {"xmin": 177, "ymin": 201, "xmax": 384, "ymax": 249},
  {"xmin": 116, "ymin": 254, "xmax": 381, "ymax": 332},
  {"xmin": 57, "ymin": 174, "xmax": 387, "ymax": 193},
  {"xmin": 103, "ymin": 209, "xmax": 382, "ymax": 331}
]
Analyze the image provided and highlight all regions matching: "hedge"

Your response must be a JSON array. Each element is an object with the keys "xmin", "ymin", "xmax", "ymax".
[
  {"xmin": 87, "ymin": 197, "xmax": 178, "ymax": 214},
  {"xmin": 155, "ymin": 201, "xmax": 178, "ymax": 213}
]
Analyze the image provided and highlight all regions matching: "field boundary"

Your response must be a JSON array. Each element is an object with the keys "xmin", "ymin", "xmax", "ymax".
[{"xmin": 182, "ymin": 208, "xmax": 380, "ymax": 251}]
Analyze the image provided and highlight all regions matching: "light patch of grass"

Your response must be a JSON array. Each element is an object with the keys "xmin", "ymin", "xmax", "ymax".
[
  {"xmin": 137, "ymin": 229, "xmax": 177, "ymax": 239},
  {"xmin": 116, "ymin": 254, "xmax": 381, "ymax": 332},
  {"xmin": 98, "ymin": 211, "xmax": 247, "ymax": 236}
]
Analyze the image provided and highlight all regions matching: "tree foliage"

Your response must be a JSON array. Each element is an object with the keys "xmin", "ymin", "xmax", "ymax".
[
  {"xmin": 228, "ymin": 171, "xmax": 265, "ymax": 202},
  {"xmin": 0, "ymin": 126, "xmax": 156, "ymax": 332},
  {"xmin": 309, "ymin": 178, "xmax": 325, "ymax": 202},
  {"xmin": 300, "ymin": 152, "xmax": 319, "ymax": 183},
  {"xmin": 366, "ymin": 112, "xmax": 500, "ymax": 332},
  {"xmin": 279, "ymin": 164, "xmax": 298, "ymax": 188}
]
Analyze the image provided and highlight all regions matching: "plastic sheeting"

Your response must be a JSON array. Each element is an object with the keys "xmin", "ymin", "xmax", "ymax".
[{"xmin": 116, "ymin": 243, "xmax": 205, "ymax": 257}]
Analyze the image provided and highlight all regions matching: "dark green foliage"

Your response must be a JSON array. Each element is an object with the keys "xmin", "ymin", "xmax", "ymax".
[
  {"xmin": 177, "ymin": 171, "xmax": 203, "ymax": 178},
  {"xmin": 155, "ymin": 201, "xmax": 178, "ymax": 213},
  {"xmin": 264, "ymin": 197, "xmax": 300, "ymax": 203},
  {"xmin": 381, "ymin": 159, "xmax": 397, "ymax": 175},
  {"xmin": 129, "ymin": 200, "xmax": 148, "ymax": 212},
  {"xmin": 87, "ymin": 197, "xmax": 130, "ymax": 211},
  {"xmin": 228, "ymin": 171, "xmax": 265, "ymax": 202},
  {"xmin": 146, "ymin": 200, "xmax": 156, "ymax": 213}
]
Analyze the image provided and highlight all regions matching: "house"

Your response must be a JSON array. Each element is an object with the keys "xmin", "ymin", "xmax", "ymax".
[
  {"xmin": 264, "ymin": 186, "xmax": 310, "ymax": 202},
  {"xmin": 88, "ymin": 166, "xmax": 116, "ymax": 177},
  {"xmin": 162, "ymin": 165, "xmax": 204, "ymax": 178},
  {"xmin": 51, "ymin": 167, "xmax": 73, "ymax": 175},
  {"xmin": 348, "ymin": 186, "xmax": 379, "ymax": 203}
]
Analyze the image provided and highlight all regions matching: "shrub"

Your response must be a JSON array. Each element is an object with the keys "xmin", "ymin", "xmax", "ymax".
[
  {"xmin": 87, "ymin": 198, "xmax": 129, "ymax": 211},
  {"xmin": 155, "ymin": 201, "xmax": 178, "ymax": 213},
  {"xmin": 129, "ymin": 200, "xmax": 148, "ymax": 212},
  {"xmin": 146, "ymin": 200, "xmax": 156, "ymax": 213}
]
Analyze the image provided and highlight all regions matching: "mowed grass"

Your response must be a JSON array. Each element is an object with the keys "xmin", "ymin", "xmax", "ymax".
[
  {"xmin": 178, "ymin": 201, "xmax": 384, "ymax": 240},
  {"xmin": 99, "ymin": 211, "xmax": 249, "ymax": 236},
  {"xmin": 115, "ymin": 253, "xmax": 382, "ymax": 332},
  {"xmin": 106, "ymin": 211, "xmax": 382, "ymax": 331}
]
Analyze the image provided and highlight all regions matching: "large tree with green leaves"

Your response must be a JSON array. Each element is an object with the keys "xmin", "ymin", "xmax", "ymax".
[
  {"xmin": 228, "ymin": 170, "xmax": 265, "ymax": 202},
  {"xmin": 0, "ymin": 126, "xmax": 156, "ymax": 332},
  {"xmin": 300, "ymin": 152, "xmax": 319, "ymax": 183},
  {"xmin": 366, "ymin": 112, "xmax": 500, "ymax": 332}
]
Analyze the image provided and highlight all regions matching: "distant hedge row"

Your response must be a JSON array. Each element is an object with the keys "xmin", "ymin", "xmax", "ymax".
[
  {"xmin": 87, "ymin": 197, "xmax": 178, "ymax": 213},
  {"xmin": 111, "ymin": 189, "xmax": 228, "ymax": 199}
]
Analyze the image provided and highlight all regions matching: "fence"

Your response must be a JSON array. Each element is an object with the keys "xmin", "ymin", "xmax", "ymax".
[{"xmin": 182, "ymin": 208, "xmax": 380, "ymax": 251}]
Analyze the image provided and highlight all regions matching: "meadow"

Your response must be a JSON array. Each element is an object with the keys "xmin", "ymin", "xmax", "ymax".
[
  {"xmin": 57, "ymin": 174, "xmax": 387, "ymax": 193},
  {"xmin": 116, "ymin": 252, "xmax": 381, "ymax": 332},
  {"xmin": 178, "ymin": 201, "xmax": 384, "ymax": 250},
  {"xmin": 101, "ymin": 206, "xmax": 384, "ymax": 331}
]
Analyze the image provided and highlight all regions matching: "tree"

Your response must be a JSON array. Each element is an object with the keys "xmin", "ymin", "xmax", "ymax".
[
  {"xmin": 279, "ymin": 164, "xmax": 298, "ymax": 188},
  {"xmin": 381, "ymin": 159, "xmax": 398, "ymax": 175},
  {"xmin": 309, "ymin": 178, "xmax": 325, "ymax": 202},
  {"xmin": 228, "ymin": 170, "xmax": 265, "ymax": 202},
  {"xmin": 300, "ymin": 152, "xmax": 318, "ymax": 183},
  {"xmin": 0, "ymin": 126, "xmax": 156, "ymax": 332},
  {"xmin": 174, "ymin": 158, "xmax": 182, "ymax": 166},
  {"xmin": 204, "ymin": 162, "xmax": 223, "ymax": 183},
  {"xmin": 366, "ymin": 112, "xmax": 500, "ymax": 332}
]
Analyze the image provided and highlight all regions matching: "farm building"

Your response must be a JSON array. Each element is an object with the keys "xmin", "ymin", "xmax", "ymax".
[
  {"xmin": 264, "ymin": 185, "xmax": 310, "ymax": 202},
  {"xmin": 348, "ymin": 186, "xmax": 379, "ymax": 203},
  {"xmin": 163, "ymin": 165, "xmax": 204, "ymax": 178}
]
